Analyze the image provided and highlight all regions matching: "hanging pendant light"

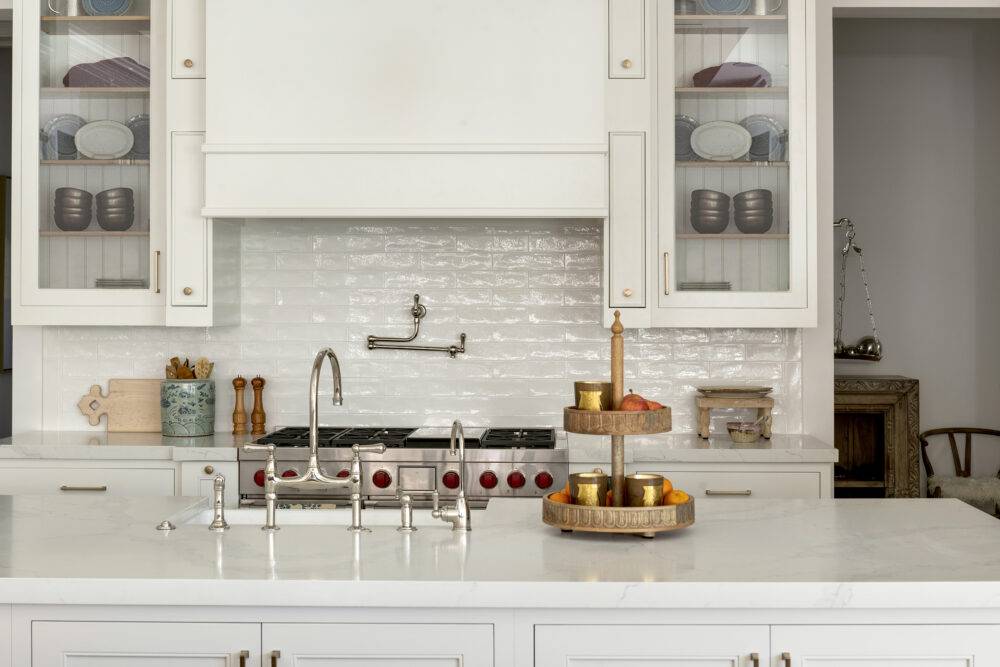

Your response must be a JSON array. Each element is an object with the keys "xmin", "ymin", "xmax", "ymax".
[{"xmin": 833, "ymin": 218, "xmax": 883, "ymax": 362}]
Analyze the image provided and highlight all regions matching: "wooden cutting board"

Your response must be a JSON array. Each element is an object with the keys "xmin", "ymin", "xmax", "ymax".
[{"xmin": 78, "ymin": 379, "xmax": 162, "ymax": 433}]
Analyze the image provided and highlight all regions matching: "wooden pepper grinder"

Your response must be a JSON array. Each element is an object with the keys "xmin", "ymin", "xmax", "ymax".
[
  {"xmin": 250, "ymin": 376, "xmax": 267, "ymax": 436},
  {"xmin": 232, "ymin": 376, "xmax": 248, "ymax": 435}
]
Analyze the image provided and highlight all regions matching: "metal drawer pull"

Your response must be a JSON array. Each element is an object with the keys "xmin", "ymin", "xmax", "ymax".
[
  {"xmin": 59, "ymin": 485, "xmax": 108, "ymax": 492},
  {"xmin": 238, "ymin": 650, "xmax": 249, "ymax": 667},
  {"xmin": 750, "ymin": 653, "xmax": 760, "ymax": 667},
  {"xmin": 704, "ymin": 489, "xmax": 752, "ymax": 496},
  {"xmin": 271, "ymin": 650, "xmax": 281, "ymax": 666},
  {"xmin": 781, "ymin": 652, "xmax": 792, "ymax": 667}
]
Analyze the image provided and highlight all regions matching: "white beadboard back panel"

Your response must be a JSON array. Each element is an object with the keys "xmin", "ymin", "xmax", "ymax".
[{"xmin": 43, "ymin": 220, "xmax": 803, "ymax": 434}]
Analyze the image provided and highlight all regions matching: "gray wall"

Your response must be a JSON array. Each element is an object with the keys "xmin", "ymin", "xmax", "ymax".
[{"xmin": 834, "ymin": 19, "xmax": 1000, "ymax": 476}]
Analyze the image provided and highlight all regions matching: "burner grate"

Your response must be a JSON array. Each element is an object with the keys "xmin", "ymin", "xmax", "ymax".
[
  {"xmin": 334, "ymin": 427, "xmax": 413, "ymax": 448},
  {"xmin": 481, "ymin": 428, "xmax": 556, "ymax": 449},
  {"xmin": 255, "ymin": 427, "xmax": 349, "ymax": 448}
]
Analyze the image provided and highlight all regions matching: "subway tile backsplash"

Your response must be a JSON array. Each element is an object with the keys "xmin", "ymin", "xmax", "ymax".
[{"xmin": 44, "ymin": 220, "xmax": 802, "ymax": 433}]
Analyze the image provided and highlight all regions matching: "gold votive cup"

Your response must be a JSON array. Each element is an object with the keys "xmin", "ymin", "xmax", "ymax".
[
  {"xmin": 626, "ymin": 473, "xmax": 664, "ymax": 507},
  {"xmin": 574, "ymin": 381, "xmax": 613, "ymax": 411},
  {"xmin": 569, "ymin": 471, "xmax": 609, "ymax": 507}
]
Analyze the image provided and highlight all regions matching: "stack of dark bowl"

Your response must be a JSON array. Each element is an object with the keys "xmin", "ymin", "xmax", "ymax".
[
  {"xmin": 96, "ymin": 187, "xmax": 135, "ymax": 231},
  {"xmin": 690, "ymin": 189, "xmax": 730, "ymax": 234},
  {"xmin": 733, "ymin": 189, "xmax": 773, "ymax": 234},
  {"xmin": 53, "ymin": 188, "xmax": 93, "ymax": 231}
]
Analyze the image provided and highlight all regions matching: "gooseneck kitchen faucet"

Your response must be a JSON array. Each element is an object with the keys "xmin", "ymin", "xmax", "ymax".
[
  {"xmin": 431, "ymin": 420, "xmax": 472, "ymax": 531},
  {"xmin": 244, "ymin": 347, "xmax": 385, "ymax": 532}
]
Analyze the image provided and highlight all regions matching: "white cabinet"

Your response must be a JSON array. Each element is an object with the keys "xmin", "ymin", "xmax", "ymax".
[
  {"xmin": 179, "ymin": 461, "xmax": 238, "ymax": 507},
  {"xmin": 169, "ymin": 132, "xmax": 208, "ymax": 306},
  {"xmin": 608, "ymin": 132, "xmax": 647, "ymax": 309},
  {"xmin": 535, "ymin": 625, "xmax": 767, "ymax": 666},
  {"xmin": 772, "ymin": 625, "xmax": 1000, "ymax": 666},
  {"xmin": 262, "ymin": 623, "xmax": 493, "ymax": 666},
  {"xmin": 171, "ymin": 0, "xmax": 206, "ymax": 79},
  {"xmin": 32, "ymin": 621, "xmax": 260, "ymax": 667},
  {"xmin": 609, "ymin": 0, "xmax": 646, "ymax": 79},
  {"xmin": 0, "ymin": 465, "xmax": 174, "ymax": 496},
  {"xmin": 631, "ymin": 466, "xmax": 825, "ymax": 499}
]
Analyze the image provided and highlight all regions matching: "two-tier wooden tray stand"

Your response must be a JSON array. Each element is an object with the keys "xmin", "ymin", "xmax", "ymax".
[{"xmin": 542, "ymin": 312, "xmax": 694, "ymax": 537}]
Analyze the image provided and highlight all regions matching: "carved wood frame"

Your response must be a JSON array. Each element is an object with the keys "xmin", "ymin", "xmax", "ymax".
[{"xmin": 834, "ymin": 376, "xmax": 920, "ymax": 498}]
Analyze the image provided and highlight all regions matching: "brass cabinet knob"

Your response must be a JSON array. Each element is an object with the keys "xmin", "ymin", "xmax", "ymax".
[
  {"xmin": 621, "ymin": 58, "xmax": 634, "ymax": 70},
  {"xmin": 183, "ymin": 287, "xmax": 194, "ymax": 296},
  {"xmin": 183, "ymin": 58, "xmax": 194, "ymax": 68},
  {"xmin": 204, "ymin": 465, "xmax": 215, "ymax": 475},
  {"xmin": 622, "ymin": 288, "xmax": 634, "ymax": 297}
]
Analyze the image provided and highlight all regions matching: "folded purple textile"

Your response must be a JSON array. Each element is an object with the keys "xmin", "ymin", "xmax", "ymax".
[
  {"xmin": 693, "ymin": 62, "xmax": 772, "ymax": 88},
  {"xmin": 62, "ymin": 56, "xmax": 150, "ymax": 87}
]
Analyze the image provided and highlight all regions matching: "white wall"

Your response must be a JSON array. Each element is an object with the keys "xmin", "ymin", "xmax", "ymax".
[
  {"xmin": 36, "ymin": 220, "xmax": 804, "ymax": 435},
  {"xmin": 833, "ymin": 18, "xmax": 1000, "ymax": 476}
]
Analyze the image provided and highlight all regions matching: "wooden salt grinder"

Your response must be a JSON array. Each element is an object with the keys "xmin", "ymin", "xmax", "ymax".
[
  {"xmin": 610, "ymin": 310, "xmax": 626, "ymax": 507},
  {"xmin": 232, "ymin": 376, "xmax": 248, "ymax": 435},
  {"xmin": 250, "ymin": 376, "xmax": 267, "ymax": 436}
]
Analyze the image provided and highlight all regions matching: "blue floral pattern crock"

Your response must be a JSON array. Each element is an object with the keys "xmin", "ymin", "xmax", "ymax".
[{"xmin": 161, "ymin": 379, "xmax": 215, "ymax": 437}]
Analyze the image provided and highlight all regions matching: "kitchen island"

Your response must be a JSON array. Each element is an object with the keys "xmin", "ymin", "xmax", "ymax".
[{"xmin": 1, "ymin": 494, "xmax": 999, "ymax": 665}]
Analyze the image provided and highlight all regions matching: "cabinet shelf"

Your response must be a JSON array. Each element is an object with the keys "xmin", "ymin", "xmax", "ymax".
[
  {"xmin": 834, "ymin": 480, "xmax": 887, "ymax": 489},
  {"xmin": 41, "ymin": 159, "xmax": 149, "ymax": 166},
  {"xmin": 40, "ymin": 230, "xmax": 149, "ymax": 237},
  {"xmin": 677, "ymin": 234, "xmax": 789, "ymax": 240},
  {"xmin": 41, "ymin": 86, "xmax": 149, "ymax": 97},
  {"xmin": 41, "ymin": 15, "xmax": 150, "ymax": 35},
  {"xmin": 678, "ymin": 161, "xmax": 789, "ymax": 168},
  {"xmin": 675, "ymin": 14, "xmax": 787, "ymax": 33},
  {"xmin": 676, "ymin": 86, "xmax": 788, "ymax": 96}
]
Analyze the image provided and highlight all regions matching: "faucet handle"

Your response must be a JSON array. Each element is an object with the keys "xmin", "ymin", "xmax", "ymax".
[
  {"xmin": 352, "ymin": 443, "xmax": 387, "ymax": 455},
  {"xmin": 243, "ymin": 443, "xmax": 276, "ymax": 454}
]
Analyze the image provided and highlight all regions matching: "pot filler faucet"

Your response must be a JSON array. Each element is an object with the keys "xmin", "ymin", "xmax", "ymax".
[{"xmin": 243, "ymin": 347, "xmax": 385, "ymax": 532}]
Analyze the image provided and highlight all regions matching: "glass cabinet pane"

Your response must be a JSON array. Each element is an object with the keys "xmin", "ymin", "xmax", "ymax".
[
  {"xmin": 673, "ymin": 4, "xmax": 789, "ymax": 293},
  {"xmin": 38, "ymin": 1, "xmax": 151, "ymax": 290}
]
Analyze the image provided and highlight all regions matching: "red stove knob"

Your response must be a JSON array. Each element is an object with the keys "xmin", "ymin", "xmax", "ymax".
[
  {"xmin": 479, "ymin": 471, "xmax": 499, "ymax": 489},
  {"xmin": 534, "ymin": 471, "xmax": 554, "ymax": 489},
  {"xmin": 442, "ymin": 471, "xmax": 461, "ymax": 490},
  {"xmin": 372, "ymin": 469, "xmax": 393, "ymax": 489},
  {"xmin": 253, "ymin": 469, "xmax": 266, "ymax": 487},
  {"xmin": 507, "ymin": 471, "xmax": 526, "ymax": 489},
  {"xmin": 281, "ymin": 469, "xmax": 298, "ymax": 478},
  {"xmin": 336, "ymin": 469, "xmax": 350, "ymax": 478}
]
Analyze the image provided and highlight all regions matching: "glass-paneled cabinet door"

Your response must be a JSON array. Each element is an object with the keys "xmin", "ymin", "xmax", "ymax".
[
  {"xmin": 657, "ymin": 0, "xmax": 809, "ymax": 320},
  {"xmin": 16, "ymin": 0, "xmax": 163, "ymax": 315}
]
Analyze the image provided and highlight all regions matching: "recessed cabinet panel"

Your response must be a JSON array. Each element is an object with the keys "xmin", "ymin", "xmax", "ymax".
[
  {"xmin": 171, "ymin": 132, "xmax": 207, "ymax": 306},
  {"xmin": 634, "ymin": 469, "xmax": 820, "ymax": 499},
  {"xmin": 609, "ymin": 131, "xmax": 646, "ymax": 308},
  {"xmin": 772, "ymin": 625, "xmax": 1000, "ymax": 665},
  {"xmin": 609, "ymin": 0, "xmax": 645, "ymax": 78},
  {"xmin": 171, "ymin": 0, "xmax": 206, "ymax": 79},
  {"xmin": 535, "ymin": 625, "xmax": 766, "ymax": 666}
]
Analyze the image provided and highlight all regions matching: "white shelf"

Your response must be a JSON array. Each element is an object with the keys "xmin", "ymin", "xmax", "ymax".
[
  {"xmin": 678, "ymin": 161, "xmax": 789, "ymax": 168},
  {"xmin": 41, "ymin": 87, "xmax": 149, "ymax": 97},
  {"xmin": 41, "ymin": 159, "xmax": 150, "ymax": 166},
  {"xmin": 40, "ymin": 231, "xmax": 148, "ymax": 237},
  {"xmin": 676, "ymin": 86, "xmax": 788, "ymax": 95},
  {"xmin": 677, "ymin": 233, "xmax": 789, "ymax": 240},
  {"xmin": 41, "ymin": 16, "xmax": 150, "ymax": 35}
]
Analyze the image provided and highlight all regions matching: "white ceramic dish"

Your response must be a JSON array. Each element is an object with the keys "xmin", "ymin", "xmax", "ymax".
[
  {"xmin": 690, "ymin": 121, "xmax": 753, "ymax": 162},
  {"xmin": 700, "ymin": 0, "xmax": 752, "ymax": 14},
  {"xmin": 74, "ymin": 120, "xmax": 134, "ymax": 160}
]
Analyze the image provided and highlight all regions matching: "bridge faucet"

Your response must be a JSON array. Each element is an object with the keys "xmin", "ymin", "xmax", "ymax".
[{"xmin": 431, "ymin": 420, "xmax": 471, "ymax": 531}]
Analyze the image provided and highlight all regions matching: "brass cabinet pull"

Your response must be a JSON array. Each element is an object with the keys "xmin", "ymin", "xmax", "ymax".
[
  {"xmin": 781, "ymin": 652, "xmax": 792, "ymax": 667},
  {"xmin": 183, "ymin": 286, "xmax": 194, "ymax": 296},
  {"xmin": 705, "ymin": 489, "xmax": 752, "ymax": 496},
  {"xmin": 750, "ymin": 653, "xmax": 760, "ymax": 667},
  {"xmin": 183, "ymin": 58, "xmax": 194, "ymax": 68},
  {"xmin": 153, "ymin": 250, "xmax": 161, "ymax": 294},
  {"xmin": 621, "ymin": 58, "xmax": 633, "ymax": 69},
  {"xmin": 663, "ymin": 252, "xmax": 670, "ymax": 295},
  {"xmin": 271, "ymin": 650, "xmax": 281, "ymax": 666},
  {"xmin": 59, "ymin": 485, "xmax": 108, "ymax": 492},
  {"xmin": 203, "ymin": 465, "xmax": 215, "ymax": 475},
  {"xmin": 238, "ymin": 650, "xmax": 249, "ymax": 667},
  {"xmin": 622, "ymin": 288, "xmax": 633, "ymax": 298}
]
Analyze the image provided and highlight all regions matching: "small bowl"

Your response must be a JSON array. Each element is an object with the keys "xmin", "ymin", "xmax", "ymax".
[
  {"xmin": 96, "ymin": 187, "xmax": 134, "ymax": 199},
  {"xmin": 734, "ymin": 199, "xmax": 773, "ymax": 210},
  {"xmin": 734, "ymin": 189, "xmax": 773, "ymax": 201},
  {"xmin": 727, "ymin": 421, "xmax": 762, "ymax": 444},
  {"xmin": 96, "ymin": 209, "xmax": 135, "ymax": 231},
  {"xmin": 692, "ymin": 200, "xmax": 731, "ymax": 213},
  {"xmin": 691, "ymin": 216, "xmax": 730, "ymax": 234},
  {"xmin": 734, "ymin": 216, "xmax": 774, "ymax": 234},
  {"xmin": 54, "ymin": 210, "xmax": 92, "ymax": 231},
  {"xmin": 55, "ymin": 186, "xmax": 91, "ymax": 199},
  {"xmin": 692, "ymin": 189, "xmax": 729, "ymax": 201}
]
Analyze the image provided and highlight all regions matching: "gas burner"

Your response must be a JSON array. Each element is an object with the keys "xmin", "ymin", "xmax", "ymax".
[
  {"xmin": 334, "ymin": 427, "xmax": 413, "ymax": 448},
  {"xmin": 481, "ymin": 428, "xmax": 556, "ymax": 449},
  {"xmin": 255, "ymin": 427, "xmax": 349, "ymax": 448}
]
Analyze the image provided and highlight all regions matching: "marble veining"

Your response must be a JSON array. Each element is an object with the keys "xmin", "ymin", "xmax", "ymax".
[{"xmin": 0, "ymin": 495, "xmax": 996, "ymax": 609}]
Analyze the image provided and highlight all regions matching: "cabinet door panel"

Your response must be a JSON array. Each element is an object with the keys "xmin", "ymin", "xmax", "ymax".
[
  {"xmin": 172, "ymin": 0, "xmax": 207, "ymax": 78},
  {"xmin": 609, "ymin": 0, "xmax": 645, "ymax": 78},
  {"xmin": 0, "ymin": 467, "xmax": 174, "ymax": 496},
  {"xmin": 535, "ymin": 625, "xmax": 766, "ymax": 667},
  {"xmin": 773, "ymin": 625, "xmax": 1000, "ymax": 666},
  {"xmin": 634, "ymin": 469, "xmax": 820, "ymax": 499},
  {"xmin": 608, "ymin": 131, "xmax": 646, "ymax": 308},
  {"xmin": 171, "ymin": 132, "xmax": 208, "ymax": 306},
  {"xmin": 263, "ymin": 623, "xmax": 492, "ymax": 666},
  {"xmin": 32, "ymin": 621, "xmax": 259, "ymax": 667}
]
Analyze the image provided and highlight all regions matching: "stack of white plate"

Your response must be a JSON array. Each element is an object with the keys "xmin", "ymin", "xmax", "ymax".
[
  {"xmin": 690, "ymin": 189, "xmax": 730, "ymax": 234},
  {"xmin": 733, "ymin": 189, "xmax": 773, "ymax": 234},
  {"xmin": 679, "ymin": 282, "xmax": 732, "ymax": 291}
]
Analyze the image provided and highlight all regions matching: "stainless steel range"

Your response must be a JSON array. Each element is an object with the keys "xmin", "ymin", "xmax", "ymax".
[{"xmin": 239, "ymin": 426, "xmax": 568, "ymax": 507}]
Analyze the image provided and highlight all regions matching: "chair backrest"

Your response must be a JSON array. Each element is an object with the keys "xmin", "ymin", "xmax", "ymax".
[{"xmin": 919, "ymin": 427, "xmax": 1000, "ymax": 478}]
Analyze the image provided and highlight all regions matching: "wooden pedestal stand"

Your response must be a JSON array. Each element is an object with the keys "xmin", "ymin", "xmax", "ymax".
[
  {"xmin": 696, "ymin": 396, "xmax": 773, "ymax": 439},
  {"xmin": 544, "ymin": 312, "xmax": 694, "ymax": 537}
]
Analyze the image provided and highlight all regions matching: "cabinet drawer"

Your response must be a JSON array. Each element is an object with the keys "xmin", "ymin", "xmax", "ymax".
[
  {"xmin": 609, "ymin": 0, "xmax": 645, "ymax": 78},
  {"xmin": 608, "ymin": 131, "xmax": 646, "ymax": 308},
  {"xmin": 635, "ymin": 469, "xmax": 821, "ymax": 499},
  {"xmin": 171, "ymin": 0, "xmax": 206, "ymax": 78},
  {"xmin": 0, "ymin": 467, "xmax": 174, "ymax": 496}
]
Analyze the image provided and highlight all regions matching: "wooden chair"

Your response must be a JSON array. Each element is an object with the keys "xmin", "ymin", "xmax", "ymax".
[{"xmin": 919, "ymin": 428, "xmax": 1000, "ymax": 516}]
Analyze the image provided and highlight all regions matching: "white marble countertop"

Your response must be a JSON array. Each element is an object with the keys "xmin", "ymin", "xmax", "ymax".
[
  {"xmin": 568, "ymin": 433, "xmax": 838, "ymax": 464},
  {"xmin": 0, "ymin": 494, "xmax": 994, "ymax": 609},
  {"xmin": 0, "ymin": 431, "xmax": 251, "ymax": 461}
]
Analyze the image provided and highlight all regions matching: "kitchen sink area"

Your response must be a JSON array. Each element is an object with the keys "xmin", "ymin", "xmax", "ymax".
[{"xmin": 184, "ymin": 507, "xmax": 445, "ymax": 528}]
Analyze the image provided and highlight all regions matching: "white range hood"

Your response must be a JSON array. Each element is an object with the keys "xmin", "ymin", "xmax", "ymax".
[{"xmin": 202, "ymin": 0, "xmax": 610, "ymax": 219}]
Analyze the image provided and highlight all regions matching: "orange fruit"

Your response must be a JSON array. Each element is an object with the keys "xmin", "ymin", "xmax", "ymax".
[
  {"xmin": 563, "ymin": 482, "xmax": 571, "ymax": 496},
  {"xmin": 606, "ymin": 490, "xmax": 614, "ymax": 507},
  {"xmin": 661, "ymin": 478, "xmax": 673, "ymax": 496},
  {"xmin": 664, "ymin": 489, "xmax": 690, "ymax": 505},
  {"xmin": 549, "ymin": 491, "xmax": 572, "ymax": 504}
]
